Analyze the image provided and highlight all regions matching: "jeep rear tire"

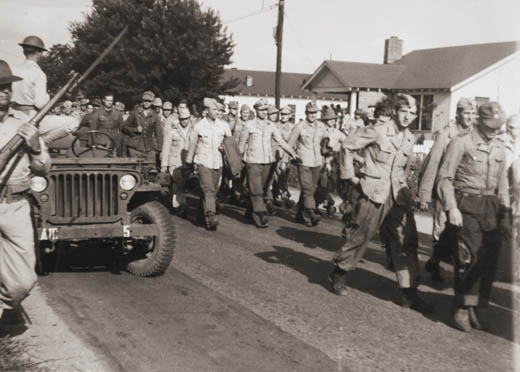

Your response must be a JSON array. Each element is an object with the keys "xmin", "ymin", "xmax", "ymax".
[{"xmin": 126, "ymin": 201, "xmax": 175, "ymax": 276}]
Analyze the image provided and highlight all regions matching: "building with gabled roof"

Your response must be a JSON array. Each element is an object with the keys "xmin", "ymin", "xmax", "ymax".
[{"xmin": 302, "ymin": 37, "xmax": 520, "ymax": 134}]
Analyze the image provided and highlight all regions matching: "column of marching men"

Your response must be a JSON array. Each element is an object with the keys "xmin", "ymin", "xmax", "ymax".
[{"xmin": 0, "ymin": 34, "xmax": 519, "ymax": 334}]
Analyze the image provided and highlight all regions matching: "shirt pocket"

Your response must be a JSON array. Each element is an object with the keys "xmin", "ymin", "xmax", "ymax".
[{"xmin": 375, "ymin": 145, "xmax": 394, "ymax": 165}]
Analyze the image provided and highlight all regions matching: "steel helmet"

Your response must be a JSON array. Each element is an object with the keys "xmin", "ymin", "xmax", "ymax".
[{"xmin": 19, "ymin": 35, "xmax": 47, "ymax": 52}]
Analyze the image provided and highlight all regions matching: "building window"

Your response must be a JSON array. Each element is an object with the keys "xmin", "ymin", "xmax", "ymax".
[
  {"xmin": 245, "ymin": 75, "xmax": 253, "ymax": 87},
  {"xmin": 410, "ymin": 94, "xmax": 435, "ymax": 131}
]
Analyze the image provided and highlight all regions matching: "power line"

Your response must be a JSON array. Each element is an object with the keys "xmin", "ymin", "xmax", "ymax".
[
  {"xmin": 223, "ymin": 3, "xmax": 277, "ymax": 24},
  {"xmin": 283, "ymin": 11, "xmax": 316, "ymax": 70}
]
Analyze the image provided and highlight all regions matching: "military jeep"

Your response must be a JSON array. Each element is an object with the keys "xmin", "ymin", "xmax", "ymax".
[{"xmin": 31, "ymin": 130, "xmax": 175, "ymax": 277}]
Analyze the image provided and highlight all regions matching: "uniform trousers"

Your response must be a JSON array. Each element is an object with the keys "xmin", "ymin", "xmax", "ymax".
[
  {"xmin": 197, "ymin": 165, "xmax": 221, "ymax": 214},
  {"xmin": 334, "ymin": 190, "xmax": 420, "ymax": 289},
  {"xmin": 246, "ymin": 163, "xmax": 274, "ymax": 213},
  {"xmin": 297, "ymin": 165, "xmax": 321, "ymax": 210},
  {"xmin": 430, "ymin": 198, "xmax": 456, "ymax": 261},
  {"xmin": 0, "ymin": 199, "xmax": 37, "ymax": 308},
  {"xmin": 272, "ymin": 162, "xmax": 291, "ymax": 200},
  {"xmin": 169, "ymin": 166, "xmax": 187, "ymax": 208},
  {"xmin": 454, "ymin": 193, "xmax": 501, "ymax": 307}
]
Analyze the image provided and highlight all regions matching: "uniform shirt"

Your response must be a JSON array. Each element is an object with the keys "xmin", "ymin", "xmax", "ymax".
[
  {"xmin": 0, "ymin": 108, "xmax": 51, "ymax": 192},
  {"xmin": 325, "ymin": 126, "xmax": 347, "ymax": 152},
  {"xmin": 287, "ymin": 119, "xmax": 328, "ymax": 167},
  {"xmin": 417, "ymin": 122, "xmax": 473, "ymax": 204},
  {"xmin": 11, "ymin": 60, "xmax": 50, "ymax": 109},
  {"xmin": 340, "ymin": 120, "xmax": 416, "ymax": 205},
  {"xmin": 437, "ymin": 128, "xmax": 509, "ymax": 211},
  {"xmin": 187, "ymin": 117, "xmax": 231, "ymax": 169},
  {"xmin": 342, "ymin": 117, "xmax": 364, "ymax": 135},
  {"xmin": 161, "ymin": 115, "xmax": 192, "ymax": 169},
  {"xmin": 122, "ymin": 107, "xmax": 163, "ymax": 152},
  {"xmin": 233, "ymin": 117, "xmax": 248, "ymax": 143},
  {"xmin": 505, "ymin": 133, "xmax": 520, "ymax": 171},
  {"xmin": 77, "ymin": 107, "xmax": 124, "ymax": 153},
  {"xmin": 239, "ymin": 118, "xmax": 289, "ymax": 164}
]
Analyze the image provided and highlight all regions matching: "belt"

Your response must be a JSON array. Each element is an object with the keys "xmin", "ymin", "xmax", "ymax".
[
  {"xmin": 456, "ymin": 187, "xmax": 496, "ymax": 196},
  {"xmin": 12, "ymin": 103, "xmax": 37, "ymax": 112},
  {"xmin": 0, "ymin": 187, "xmax": 29, "ymax": 204}
]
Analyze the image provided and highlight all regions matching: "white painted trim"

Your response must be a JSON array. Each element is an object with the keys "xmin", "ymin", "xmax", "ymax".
[{"xmin": 451, "ymin": 50, "xmax": 520, "ymax": 92}]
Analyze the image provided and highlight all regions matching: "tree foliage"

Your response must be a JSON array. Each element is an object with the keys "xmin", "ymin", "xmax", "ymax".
[{"xmin": 40, "ymin": 0, "xmax": 237, "ymax": 106}]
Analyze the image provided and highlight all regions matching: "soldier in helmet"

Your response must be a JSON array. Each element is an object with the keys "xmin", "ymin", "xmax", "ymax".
[{"xmin": 11, "ymin": 35, "xmax": 49, "ymax": 115}]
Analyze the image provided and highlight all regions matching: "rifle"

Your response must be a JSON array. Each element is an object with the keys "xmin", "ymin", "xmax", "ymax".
[{"xmin": 0, "ymin": 26, "xmax": 128, "ymax": 192}]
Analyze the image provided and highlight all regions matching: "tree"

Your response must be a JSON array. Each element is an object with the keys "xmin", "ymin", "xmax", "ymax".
[
  {"xmin": 41, "ymin": 0, "xmax": 237, "ymax": 106},
  {"xmin": 39, "ymin": 43, "xmax": 74, "ymax": 96}
]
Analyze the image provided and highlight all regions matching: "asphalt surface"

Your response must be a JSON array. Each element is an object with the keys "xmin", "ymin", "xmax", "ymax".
[{"xmin": 38, "ymin": 199, "xmax": 518, "ymax": 372}]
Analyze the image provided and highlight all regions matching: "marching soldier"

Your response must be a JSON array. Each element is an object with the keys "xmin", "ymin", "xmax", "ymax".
[
  {"xmin": 332, "ymin": 94, "xmax": 434, "ymax": 313},
  {"xmin": 185, "ymin": 98, "xmax": 232, "ymax": 231},
  {"xmin": 437, "ymin": 101, "xmax": 509, "ymax": 331},
  {"xmin": 223, "ymin": 101, "xmax": 239, "ymax": 132},
  {"xmin": 76, "ymin": 93, "xmax": 124, "ymax": 156},
  {"xmin": 239, "ymin": 99, "xmax": 296, "ymax": 227},
  {"xmin": 0, "ymin": 60, "xmax": 51, "ymax": 313},
  {"xmin": 417, "ymin": 98, "xmax": 475, "ymax": 281},
  {"xmin": 234, "ymin": 104, "xmax": 251, "ymax": 142},
  {"xmin": 161, "ymin": 107, "xmax": 193, "ymax": 215},
  {"xmin": 122, "ymin": 91, "xmax": 163, "ymax": 161},
  {"xmin": 11, "ymin": 35, "xmax": 49, "ymax": 115},
  {"xmin": 342, "ymin": 108, "xmax": 364, "ymax": 135},
  {"xmin": 287, "ymin": 102, "xmax": 328, "ymax": 227},
  {"xmin": 272, "ymin": 105, "xmax": 295, "ymax": 208}
]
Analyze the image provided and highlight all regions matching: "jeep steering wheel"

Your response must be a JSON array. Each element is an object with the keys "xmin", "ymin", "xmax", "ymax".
[{"xmin": 72, "ymin": 130, "xmax": 116, "ymax": 158}]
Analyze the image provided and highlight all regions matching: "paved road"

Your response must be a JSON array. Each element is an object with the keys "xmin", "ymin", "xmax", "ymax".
[{"xmin": 38, "ymin": 200, "xmax": 518, "ymax": 372}]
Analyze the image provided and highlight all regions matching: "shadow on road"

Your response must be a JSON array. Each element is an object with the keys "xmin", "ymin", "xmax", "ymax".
[
  {"xmin": 256, "ymin": 245, "xmax": 515, "ymax": 343},
  {"xmin": 275, "ymin": 226, "xmax": 344, "ymax": 251}
]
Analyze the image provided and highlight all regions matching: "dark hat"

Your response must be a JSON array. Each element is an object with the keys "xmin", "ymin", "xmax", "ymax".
[
  {"xmin": 92, "ymin": 98, "xmax": 102, "ymax": 107},
  {"xmin": 228, "ymin": 101, "xmax": 239, "ymax": 109},
  {"xmin": 0, "ymin": 60, "xmax": 22, "ymax": 84},
  {"xmin": 321, "ymin": 108, "xmax": 337, "ymax": 121},
  {"xmin": 305, "ymin": 102, "xmax": 318, "ymax": 113},
  {"xmin": 19, "ymin": 35, "xmax": 47, "ymax": 52},
  {"xmin": 478, "ymin": 102, "xmax": 506, "ymax": 129}
]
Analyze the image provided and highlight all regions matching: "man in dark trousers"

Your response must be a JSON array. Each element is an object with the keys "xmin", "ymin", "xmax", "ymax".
[
  {"xmin": 332, "ymin": 94, "xmax": 433, "ymax": 313},
  {"xmin": 437, "ymin": 101, "xmax": 509, "ymax": 332}
]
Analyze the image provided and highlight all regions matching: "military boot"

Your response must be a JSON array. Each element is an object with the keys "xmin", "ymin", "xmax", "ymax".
[
  {"xmin": 400, "ymin": 288, "xmax": 435, "ymax": 313},
  {"xmin": 453, "ymin": 307, "xmax": 472, "ymax": 332},
  {"xmin": 330, "ymin": 266, "xmax": 348, "ymax": 296},
  {"xmin": 307, "ymin": 209, "xmax": 321, "ymax": 226},
  {"xmin": 468, "ymin": 307, "xmax": 488, "ymax": 331},
  {"xmin": 425, "ymin": 258, "xmax": 444, "ymax": 282},
  {"xmin": 205, "ymin": 212, "xmax": 218, "ymax": 231}
]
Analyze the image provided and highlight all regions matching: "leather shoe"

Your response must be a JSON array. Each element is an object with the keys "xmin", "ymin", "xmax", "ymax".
[
  {"xmin": 400, "ymin": 288, "xmax": 435, "ymax": 313},
  {"xmin": 256, "ymin": 212, "xmax": 269, "ymax": 228},
  {"xmin": 468, "ymin": 307, "xmax": 488, "ymax": 330},
  {"xmin": 205, "ymin": 212, "xmax": 218, "ymax": 231},
  {"xmin": 330, "ymin": 267, "xmax": 348, "ymax": 296},
  {"xmin": 307, "ymin": 209, "xmax": 321, "ymax": 226},
  {"xmin": 453, "ymin": 308, "xmax": 472, "ymax": 332},
  {"xmin": 425, "ymin": 259, "xmax": 444, "ymax": 282}
]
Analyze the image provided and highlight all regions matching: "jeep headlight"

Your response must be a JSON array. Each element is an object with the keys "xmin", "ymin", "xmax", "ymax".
[
  {"xmin": 120, "ymin": 175, "xmax": 136, "ymax": 191},
  {"xmin": 31, "ymin": 176, "xmax": 47, "ymax": 193}
]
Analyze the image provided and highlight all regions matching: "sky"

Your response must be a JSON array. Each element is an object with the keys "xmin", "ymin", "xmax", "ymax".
[{"xmin": 0, "ymin": 0, "xmax": 519, "ymax": 74}]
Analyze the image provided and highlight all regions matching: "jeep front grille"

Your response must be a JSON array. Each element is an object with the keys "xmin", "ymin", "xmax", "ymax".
[{"xmin": 51, "ymin": 173, "xmax": 119, "ymax": 219}]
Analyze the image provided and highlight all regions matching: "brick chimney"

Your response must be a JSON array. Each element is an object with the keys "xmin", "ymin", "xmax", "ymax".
[{"xmin": 384, "ymin": 36, "xmax": 403, "ymax": 64}]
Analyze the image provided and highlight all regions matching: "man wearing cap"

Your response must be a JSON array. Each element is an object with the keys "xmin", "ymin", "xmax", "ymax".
[
  {"xmin": 272, "ymin": 105, "xmax": 295, "ymax": 208},
  {"xmin": 223, "ymin": 101, "xmax": 239, "ymax": 131},
  {"xmin": 332, "ymin": 94, "xmax": 434, "ymax": 313},
  {"xmin": 234, "ymin": 104, "xmax": 250, "ymax": 142},
  {"xmin": 11, "ymin": 36, "xmax": 49, "ymax": 115},
  {"xmin": 437, "ymin": 101, "xmax": 509, "ymax": 332},
  {"xmin": 287, "ymin": 101, "xmax": 328, "ymax": 226},
  {"xmin": 79, "ymin": 98, "xmax": 90, "ymax": 118},
  {"xmin": 76, "ymin": 93, "xmax": 124, "ymax": 156},
  {"xmin": 161, "ymin": 107, "xmax": 193, "ymax": 216},
  {"xmin": 417, "ymin": 97, "xmax": 476, "ymax": 282},
  {"xmin": 0, "ymin": 60, "xmax": 51, "ymax": 314},
  {"xmin": 153, "ymin": 97, "xmax": 163, "ymax": 116},
  {"xmin": 239, "ymin": 99, "xmax": 296, "ymax": 227},
  {"xmin": 122, "ymin": 91, "xmax": 163, "ymax": 160},
  {"xmin": 186, "ymin": 98, "xmax": 232, "ymax": 230},
  {"xmin": 342, "ymin": 108, "xmax": 364, "ymax": 135}
]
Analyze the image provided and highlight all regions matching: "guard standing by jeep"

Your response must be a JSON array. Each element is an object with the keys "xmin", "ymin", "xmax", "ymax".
[
  {"xmin": 238, "ymin": 99, "xmax": 296, "ymax": 227},
  {"xmin": 437, "ymin": 101, "xmax": 509, "ymax": 332},
  {"xmin": 161, "ymin": 107, "xmax": 192, "ymax": 215},
  {"xmin": 122, "ymin": 91, "xmax": 163, "ymax": 161},
  {"xmin": 0, "ymin": 60, "xmax": 51, "ymax": 311},
  {"xmin": 185, "ymin": 98, "xmax": 232, "ymax": 231}
]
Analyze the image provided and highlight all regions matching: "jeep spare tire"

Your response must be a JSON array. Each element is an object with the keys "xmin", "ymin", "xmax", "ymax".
[{"xmin": 126, "ymin": 201, "xmax": 175, "ymax": 276}]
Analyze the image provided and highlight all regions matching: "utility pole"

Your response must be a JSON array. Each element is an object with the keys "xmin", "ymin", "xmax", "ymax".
[{"xmin": 274, "ymin": 0, "xmax": 285, "ymax": 109}]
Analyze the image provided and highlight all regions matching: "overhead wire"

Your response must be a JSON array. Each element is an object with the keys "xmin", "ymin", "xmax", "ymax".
[
  {"xmin": 223, "ymin": 3, "xmax": 277, "ymax": 24},
  {"xmin": 283, "ymin": 10, "xmax": 317, "ymax": 70}
]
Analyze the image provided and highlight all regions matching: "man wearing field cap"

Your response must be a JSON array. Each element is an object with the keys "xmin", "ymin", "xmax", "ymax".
[
  {"xmin": 342, "ymin": 108, "xmax": 364, "ymax": 135},
  {"xmin": 272, "ymin": 105, "xmax": 295, "ymax": 208},
  {"xmin": 153, "ymin": 97, "xmax": 163, "ymax": 116},
  {"xmin": 287, "ymin": 101, "xmax": 328, "ymax": 227},
  {"xmin": 186, "ymin": 98, "xmax": 232, "ymax": 230},
  {"xmin": 239, "ymin": 99, "xmax": 296, "ymax": 227},
  {"xmin": 122, "ymin": 90, "xmax": 162, "ymax": 160},
  {"xmin": 437, "ymin": 101, "xmax": 509, "ymax": 332},
  {"xmin": 223, "ymin": 101, "xmax": 239, "ymax": 131},
  {"xmin": 161, "ymin": 107, "xmax": 193, "ymax": 216},
  {"xmin": 417, "ymin": 97, "xmax": 476, "ymax": 282},
  {"xmin": 333, "ymin": 94, "xmax": 433, "ymax": 313},
  {"xmin": 0, "ymin": 60, "xmax": 51, "ymax": 314},
  {"xmin": 12, "ymin": 35, "xmax": 49, "ymax": 115}
]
